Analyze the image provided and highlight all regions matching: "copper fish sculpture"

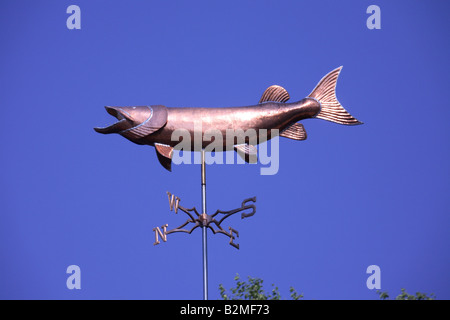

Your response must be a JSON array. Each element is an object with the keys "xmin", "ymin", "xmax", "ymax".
[{"xmin": 94, "ymin": 67, "xmax": 362, "ymax": 171}]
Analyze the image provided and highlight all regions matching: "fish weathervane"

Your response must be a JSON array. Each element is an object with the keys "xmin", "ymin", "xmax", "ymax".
[{"xmin": 94, "ymin": 67, "xmax": 362, "ymax": 170}]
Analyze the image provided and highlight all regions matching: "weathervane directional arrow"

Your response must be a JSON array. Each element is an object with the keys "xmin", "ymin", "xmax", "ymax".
[{"xmin": 153, "ymin": 192, "xmax": 256, "ymax": 249}]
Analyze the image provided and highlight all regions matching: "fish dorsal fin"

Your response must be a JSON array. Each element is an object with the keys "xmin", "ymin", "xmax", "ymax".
[
  {"xmin": 234, "ymin": 144, "xmax": 258, "ymax": 163},
  {"xmin": 155, "ymin": 143, "xmax": 173, "ymax": 172},
  {"xmin": 259, "ymin": 85, "xmax": 290, "ymax": 103},
  {"xmin": 280, "ymin": 123, "xmax": 307, "ymax": 141}
]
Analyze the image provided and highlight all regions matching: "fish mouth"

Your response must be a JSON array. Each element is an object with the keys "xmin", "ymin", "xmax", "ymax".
[{"xmin": 94, "ymin": 107, "xmax": 133, "ymax": 134}]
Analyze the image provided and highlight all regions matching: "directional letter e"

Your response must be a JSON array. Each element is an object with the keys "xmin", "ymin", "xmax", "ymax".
[
  {"xmin": 66, "ymin": 5, "xmax": 81, "ymax": 30},
  {"xmin": 366, "ymin": 265, "xmax": 381, "ymax": 290},
  {"xmin": 66, "ymin": 265, "xmax": 81, "ymax": 289}
]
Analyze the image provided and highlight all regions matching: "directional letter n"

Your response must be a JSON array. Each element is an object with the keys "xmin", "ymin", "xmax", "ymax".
[{"xmin": 153, "ymin": 224, "xmax": 168, "ymax": 245}]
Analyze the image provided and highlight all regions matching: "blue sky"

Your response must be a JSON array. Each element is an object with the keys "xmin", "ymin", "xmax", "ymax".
[{"xmin": 0, "ymin": 1, "xmax": 449, "ymax": 299}]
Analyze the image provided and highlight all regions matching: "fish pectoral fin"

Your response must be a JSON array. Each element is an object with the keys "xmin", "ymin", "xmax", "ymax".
[
  {"xmin": 155, "ymin": 143, "xmax": 174, "ymax": 172},
  {"xmin": 280, "ymin": 123, "xmax": 307, "ymax": 141},
  {"xmin": 234, "ymin": 144, "xmax": 258, "ymax": 163},
  {"xmin": 259, "ymin": 85, "xmax": 290, "ymax": 103}
]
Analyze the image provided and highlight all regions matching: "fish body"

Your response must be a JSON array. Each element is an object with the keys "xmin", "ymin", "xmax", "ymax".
[{"xmin": 95, "ymin": 67, "xmax": 362, "ymax": 171}]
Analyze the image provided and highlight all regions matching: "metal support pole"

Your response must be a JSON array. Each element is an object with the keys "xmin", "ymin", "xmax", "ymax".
[{"xmin": 201, "ymin": 149, "xmax": 208, "ymax": 300}]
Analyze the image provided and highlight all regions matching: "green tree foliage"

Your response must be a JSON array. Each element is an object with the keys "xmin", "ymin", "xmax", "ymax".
[
  {"xmin": 219, "ymin": 274, "xmax": 436, "ymax": 300},
  {"xmin": 376, "ymin": 288, "xmax": 436, "ymax": 300},
  {"xmin": 218, "ymin": 274, "xmax": 303, "ymax": 300}
]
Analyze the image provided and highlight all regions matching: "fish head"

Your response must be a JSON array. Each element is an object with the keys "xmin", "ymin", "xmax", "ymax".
[
  {"xmin": 94, "ymin": 105, "xmax": 168, "ymax": 142},
  {"xmin": 94, "ymin": 106, "xmax": 152, "ymax": 135}
]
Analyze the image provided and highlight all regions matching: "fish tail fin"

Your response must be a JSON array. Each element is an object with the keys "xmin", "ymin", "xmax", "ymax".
[{"xmin": 308, "ymin": 66, "xmax": 363, "ymax": 125}]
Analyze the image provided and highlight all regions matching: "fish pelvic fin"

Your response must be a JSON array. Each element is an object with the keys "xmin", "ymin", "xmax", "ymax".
[
  {"xmin": 155, "ymin": 143, "xmax": 173, "ymax": 172},
  {"xmin": 308, "ymin": 67, "xmax": 363, "ymax": 125}
]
